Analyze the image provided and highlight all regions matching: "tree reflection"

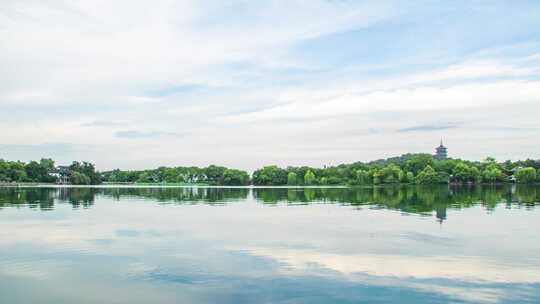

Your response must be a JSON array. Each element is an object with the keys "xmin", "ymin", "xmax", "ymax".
[
  {"xmin": 253, "ymin": 185, "xmax": 540, "ymax": 222},
  {"xmin": 58, "ymin": 187, "xmax": 97, "ymax": 208},
  {"xmin": 0, "ymin": 187, "xmax": 55, "ymax": 210},
  {"xmin": 0, "ymin": 186, "xmax": 538, "ymax": 222},
  {"xmin": 101, "ymin": 187, "xmax": 250, "ymax": 204}
]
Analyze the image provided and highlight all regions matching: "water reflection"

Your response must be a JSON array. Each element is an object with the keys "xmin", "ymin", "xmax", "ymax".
[
  {"xmin": 0, "ymin": 186, "xmax": 539, "ymax": 304},
  {"xmin": 1, "ymin": 186, "xmax": 538, "ymax": 223}
]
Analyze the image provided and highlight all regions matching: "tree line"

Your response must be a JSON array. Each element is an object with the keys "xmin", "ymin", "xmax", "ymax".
[
  {"xmin": 100, "ymin": 165, "xmax": 250, "ymax": 185},
  {"xmin": 252, "ymin": 154, "xmax": 540, "ymax": 185},
  {"xmin": 0, "ymin": 159, "xmax": 100, "ymax": 185},
  {"xmin": 1, "ymin": 154, "xmax": 540, "ymax": 185}
]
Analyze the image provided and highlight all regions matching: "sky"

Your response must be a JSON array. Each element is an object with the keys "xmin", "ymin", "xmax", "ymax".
[{"xmin": 1, "ymin": 0, "xmax": 539, "ymax": 171}]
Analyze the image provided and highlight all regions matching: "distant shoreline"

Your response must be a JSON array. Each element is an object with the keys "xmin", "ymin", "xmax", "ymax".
[
  {"xmin": 2, "ymin": 154, "xmax": 539, "ymax": 186},
  {"xmin": 0, "ymin": 183, "xmax": 349, "ymax": 188},
  {"xmin": 1, "ymin": 182, "xmax": 538, "ymax": 189}
]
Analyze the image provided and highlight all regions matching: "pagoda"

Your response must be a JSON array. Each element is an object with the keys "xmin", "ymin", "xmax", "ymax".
[{"xmin": 435, "ymin": 140, "xmax": 448, "ymax": 160}]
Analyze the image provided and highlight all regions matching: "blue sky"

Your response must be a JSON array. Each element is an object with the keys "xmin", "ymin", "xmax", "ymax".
[{"xmin": 1, "ymin": 0, "xmax": 539, "ymax": 170}]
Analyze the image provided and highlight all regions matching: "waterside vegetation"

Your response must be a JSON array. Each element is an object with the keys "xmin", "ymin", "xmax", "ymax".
[
  {"xmin": 252, "ymin": 154, "xmax": 540, "ymax": 186},
  {"xmin": 1, "ymin": 154, "xmax": 539, "ymax": 186}
]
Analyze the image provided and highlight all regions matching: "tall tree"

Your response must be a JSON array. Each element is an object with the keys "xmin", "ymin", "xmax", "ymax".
[
  {"xmin": 515, "ymin": 167, "xmax": 537, "ymax": 183},
  {"xmin": 287, "ymin": 172, "xmax": 298, "ymax": 185},
  {"xmin": 304, "ymin": 170, "xmax": 316, "ymax": 185}
]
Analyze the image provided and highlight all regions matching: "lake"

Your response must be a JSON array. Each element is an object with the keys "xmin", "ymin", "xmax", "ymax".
[{"xmin": 1, "ymin": 185, "xmax": 539, "ymax": 303}]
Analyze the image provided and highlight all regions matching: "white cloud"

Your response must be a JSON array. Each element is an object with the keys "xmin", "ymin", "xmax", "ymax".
[
  {"xmin": 244, "ymin": 247, "xmax": 539, "ymax": 303},
  {"xmin": 247, "ymin": 247, "xmax": 540, "ymax": 283},
  {"xmin": 0, "ymin": 1, "xmax": 539, "ymax": 168},
  {"xmin": 222, "ymin": 79, "xmax": 540, "ymax": 123},
  {"xmin": 0, "ymin": 0, "xmax": 398, "ymax": 105}
]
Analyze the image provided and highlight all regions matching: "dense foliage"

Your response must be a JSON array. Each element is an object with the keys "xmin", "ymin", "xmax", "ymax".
[
  {"xmin": 69, "ymin": 161, "xmax": 101, "ymax": 185},
  {"xmin": 1, "ymin": 154, "xmax": 540, "ymax": 186},
  {"xmin": 101, "ymin": 165, "xmax": 250, "ymax": 186},
  {"xmin": 252, "ymin": 154, "xmax": 540, "ymax": 185},
  {"xmin": 0, "ymin": 158, "xmax": 50, "ymax": 182},
  {"xmin": 0, "ymin": 158, "xmax": 101, "ymax": 185},
  {"xmin": 0, "ymin": 159, "xmax": 100, "ymax": 185}
]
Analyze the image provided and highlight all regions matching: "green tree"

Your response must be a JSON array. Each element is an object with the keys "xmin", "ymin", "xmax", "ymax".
[
  {"xmin": 320, "ymin": 177, "xmax": 328, "ymax": 185},
  {"xmin": 39, "ymin": 158, "xmax": 55, "ymax": 171},
  {"xmin": 205, "ymin": 165, "xmax": 227, "ymax": 185},
  {"xmin": 287, "ymin": 172, "xmax": 298, "ymax": 185},
  {"xmin": 9, "ymin": 161, "xmax": 27, "ymax": 182},
  {"xmin": 372, "ymin": 170, "xmax": 382, "ymax": 185},
  {"xmin": 470, "ymin": 167, "xmax": 482, "ymax": 184},
  {"xmin": 70, "ymin": 161, "xmax": 100, "ymax": 184},
  {"xmin": 222, "ymin": 169, "xmax": 249, "ymax": 185},
  {"xmin": 137, "ymin": 172, "xmax": 155, "ymax": 183},
  {"xmin": 326, "ymin": 176, "xmax": 342, "ymax": 185},
  {"xmin": 483, "ymin": 165, "xmax": 503, "ymax": 183},
  {"xmin": 0, "ymin": 159, "xmax": 8, "ymax": 181},
  {"xmin": 355, "ymin": 169, "xmax": 370, "ymax": 184},
  {"xmin": 405, "ymin": 172, "xmax": 414, "ymax": 183},
  {"xmin": 415, "ymin": 165, "xmax": 440, "ymax": 184},
  {"xmin": 304, "ymin": 170, "xmax": 316, "ymax": 185},
  {"xmin": 25, "ymin": 161, "xmax": 43, "ymax": 182},
  {"xmin": 24, "ymin": 158, "xmax": 56, "ymax": 182},
  {"xmin": 515, "ymin": 167, "xmax": 537, "ymax": 184},
  {"xmin": 380, "ymin": 164, "xmax": 402, "ymax": 184},
  {"xmin": 71, "ymin": 172, "xmax": 91, "ymax": 185},
  {"xmin": 405, "ymin": 154, "xmax": 434, "ymax": 175},
  {"xmin": 453, "ymin": 162, "xmax": 473, "ymax": 183},
  {"xmin": 252, "ymin": 165, "xmax": 287, "ymax": 185}
]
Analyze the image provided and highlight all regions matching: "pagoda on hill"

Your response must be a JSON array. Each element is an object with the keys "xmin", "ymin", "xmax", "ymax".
[{"xmin": 434, "ymin": 140, "xmax": 448, "ymax": 160}]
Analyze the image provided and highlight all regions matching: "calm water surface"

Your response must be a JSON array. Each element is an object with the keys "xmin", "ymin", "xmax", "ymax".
[{"xmin": 1, "ymin": 185, "xmax": 539, "ymax": 304}]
